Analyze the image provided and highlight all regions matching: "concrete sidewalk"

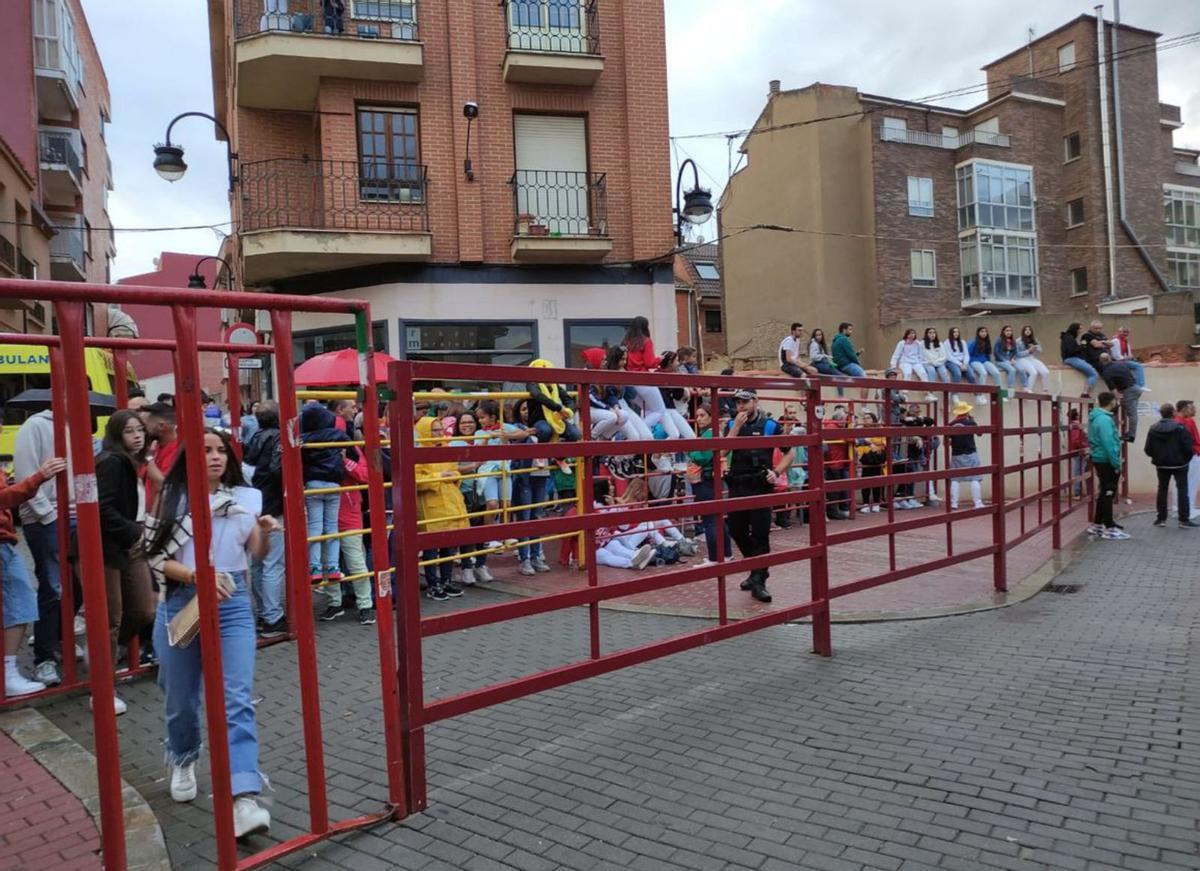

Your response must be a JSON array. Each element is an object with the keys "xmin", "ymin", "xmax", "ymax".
[{"xmin": 40, "ymin": 511, "xmax": 1200, "ymax": 870}]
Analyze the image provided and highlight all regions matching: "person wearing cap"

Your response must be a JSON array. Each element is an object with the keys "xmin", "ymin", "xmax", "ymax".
[
  {"xmin": 948, "ymin": 400, "xmax": 985, "ymax": 510},
  {"xmin": 724, "ymin": 388, "xmax": 781, "ymax": 603}
]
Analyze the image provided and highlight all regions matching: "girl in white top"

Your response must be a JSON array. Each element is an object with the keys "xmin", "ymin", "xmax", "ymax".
[
  {"xmin": 889, "ymin": 328, "xmax": 930, "ymax": 381},
  {"xmin": 145, "ymin": 428, "xmax": 279, "ymax": 839},
  {"xmin": 921, "ymin": 328, "xmax": 951, "ymax": 383},
  {"xmin": 1015, "ymin": 325, "xmax": 1052, "ymax": 393}
]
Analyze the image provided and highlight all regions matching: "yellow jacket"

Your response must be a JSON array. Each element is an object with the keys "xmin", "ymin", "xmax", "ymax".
[{"xmin": 414, "ymin": 417, "xmax": 469, "ymax": 532}]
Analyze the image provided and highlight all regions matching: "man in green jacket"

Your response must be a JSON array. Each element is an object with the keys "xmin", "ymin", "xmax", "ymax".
[
  {"xmin": 831, "ymin": 322, "xmax": 866, "ymax": 378},
  {"xmin": 1087, "ymin": 392, "xmax": 1128, "ymax": 540}
]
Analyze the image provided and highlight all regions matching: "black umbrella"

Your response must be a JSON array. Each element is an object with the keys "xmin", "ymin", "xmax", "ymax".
[{"xmin": 6, "ymin": 389, "xmax": 118, "ymax": 416}]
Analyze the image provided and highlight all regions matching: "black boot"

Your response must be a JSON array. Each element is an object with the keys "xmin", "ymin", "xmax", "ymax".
[
  {"xmin": 750, "ymin": 582, "xmax": 772, "ymax": 603},
  {"xmin": 740, "ymin": 568, "xmax": 765, "ymax": 591}
]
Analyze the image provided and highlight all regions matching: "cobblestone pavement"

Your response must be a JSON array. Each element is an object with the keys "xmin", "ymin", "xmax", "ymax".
[{"xmin": 40, "ymin": 512, "xmax": 1200, "ymax": 870}]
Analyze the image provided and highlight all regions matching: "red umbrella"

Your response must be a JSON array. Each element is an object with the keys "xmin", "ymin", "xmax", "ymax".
[{"xmin": 293, "ymin": 347, "xmax": 399, "ymax": 387}]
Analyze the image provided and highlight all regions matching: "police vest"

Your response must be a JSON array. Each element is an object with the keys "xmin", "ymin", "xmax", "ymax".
[{"xmin": 728, "ymin": 413, "xmax": 780, "ymax": 475}]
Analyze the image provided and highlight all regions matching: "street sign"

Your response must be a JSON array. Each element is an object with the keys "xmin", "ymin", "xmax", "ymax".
[
  {"xmin": 238, "ymin": 358, "xmax": 263, "ymax": 370},
  {"xmin": 224, "ymin": 322, "xmax": 257, "ymax": 353}
]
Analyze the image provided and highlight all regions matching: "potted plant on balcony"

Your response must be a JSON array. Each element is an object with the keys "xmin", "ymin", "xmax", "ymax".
[
  {"xmin": 517, "ymin": 213, "xmax": 535, "ymax": 236},
  {"xmin": 529, "ymin": 222, "xmax": 550, "ymax": 237}
]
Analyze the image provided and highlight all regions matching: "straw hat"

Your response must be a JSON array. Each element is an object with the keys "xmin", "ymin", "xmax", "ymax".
[{"xmin": 952, "ymin": 399, "xmax": 974, "ymax": 418}]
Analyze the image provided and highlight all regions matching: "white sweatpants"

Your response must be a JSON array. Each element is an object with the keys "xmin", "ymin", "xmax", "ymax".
[
  {"xmin": 898, "ymin": 362, "xmax": 929, "ymax": 381},
  {"xmin": 950, "ymin": 479, "xmax": 983, "ymax": 506},
  {"xmin": 618, "ymin": 400, "xmax": 656, "ymax": 441},
  {"xmin": 1015, "ymin": 358, "xmax": 1050, "ymax": 392}
]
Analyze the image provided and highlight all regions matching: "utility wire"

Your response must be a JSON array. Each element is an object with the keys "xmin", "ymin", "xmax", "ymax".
[{"xmin": 670, "ymin": 30, "xmax": 1200, "ymax": 142}]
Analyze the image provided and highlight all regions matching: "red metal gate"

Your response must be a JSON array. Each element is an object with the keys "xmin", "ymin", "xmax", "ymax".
[
  {"xmin": 0, "ymin": 278, "xmax": 401, "ymax": 870},
  {"xmin": 386, "ymin": 361, "xmax": 1094, "ymax": 815}
]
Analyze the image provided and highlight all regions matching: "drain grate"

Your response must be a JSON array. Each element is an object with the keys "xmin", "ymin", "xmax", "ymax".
[{"xmin": 1047, "ymin": 584, "xmax": 1082, "ymax": 594}]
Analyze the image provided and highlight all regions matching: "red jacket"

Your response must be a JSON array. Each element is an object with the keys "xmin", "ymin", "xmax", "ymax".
[
  {"xmin": 822, "ymin": 419, "xmax": 851, "ymax": 469},
  {"xmin": 0, "ymin": 470, "xmax": 49, "ymax": 544},
  {"xmin": 1067, "ymin": 422, "xmax": 1086, "ymax": 453},
  {"xmin": 623, "ymin": 338, "xmax": 659, "ymax": 373},
  {"xmin": 1177, "ymin": 414, "xmax": 1200, "ymax": 457},
  {"xmin": 338, "ymin": 454, "xmax": 370, "ymax": 532}
]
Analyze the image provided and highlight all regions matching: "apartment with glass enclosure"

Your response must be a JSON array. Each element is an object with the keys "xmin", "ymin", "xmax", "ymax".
[
  {"xmin": 0, "ymin": 0, "xmax": 115, "ymax": 333},
  {"xmin": 719, "ymin": 13, "xmax": 1199, "ymax": 368},
  {"xmin": 207, "ymin": 0, "xmax": 676, "ymax": 367}
]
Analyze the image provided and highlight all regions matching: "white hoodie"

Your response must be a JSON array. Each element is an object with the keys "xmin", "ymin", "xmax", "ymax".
[{"xmin": 890, "ymin": 339, "xmax": 925, "ymax": 369}]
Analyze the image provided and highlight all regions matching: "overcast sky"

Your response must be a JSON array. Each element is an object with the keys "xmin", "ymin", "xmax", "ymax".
[{"xmin": 84, "ymin": 0, "xmax": 1199, "ymax": 279}]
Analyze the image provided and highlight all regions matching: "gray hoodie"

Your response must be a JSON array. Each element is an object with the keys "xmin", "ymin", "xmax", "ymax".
[{"xmin": 13, "ymin": 411, "xmax": 73, "ymax": 525}]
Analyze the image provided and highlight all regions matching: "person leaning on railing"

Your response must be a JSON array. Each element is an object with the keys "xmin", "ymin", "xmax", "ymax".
[
  {"xmin": 525, "ymin": 359, "xmax": 581, "ymax": 443},
  {"xmin": 414, "ymin": 416, "xmax": 466, "ymax": 601}
]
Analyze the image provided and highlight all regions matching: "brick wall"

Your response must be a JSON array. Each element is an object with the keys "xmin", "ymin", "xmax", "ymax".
[{"xmin": 229, "ymin": 0, "xmax": 674, "ymax": 267}]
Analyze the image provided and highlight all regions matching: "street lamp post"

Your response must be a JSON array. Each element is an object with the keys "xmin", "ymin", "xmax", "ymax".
[
  {"xmin": 674, "ymin": 158, "xmax": 713, "ymax": 246},
  {"xmin": 187, "ymin": 255, "xmax": 234, "ymax": 289},
  {"xmin": 153, "ymin": 111, "xmax": 238, "ymax": 192}
]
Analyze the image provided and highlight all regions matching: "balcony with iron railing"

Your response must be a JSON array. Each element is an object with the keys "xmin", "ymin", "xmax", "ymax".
[
  {"xmin": 233, "ymin": 0, "xmax": 423, "ymax": 110},
  {"xmin": 880, "ymin": 126, "xmax": 1011, "ymax": 149},
  {"xmin": 502, "ymin": 0, "xmax": 603, "ymax": 85},
  {"xmin": 239, "ymin": 158, "xmax": 431, "ymax": 284},
  {"xmin": 0, "ymin": 237, "xmax": 16, "ymax": 275},
  {"xmin": 33, "ymin": 0, "xmax": 83, "ymax": 120},
  {"xmin": 49, "ymin": 217, "xmax": 87, "ymax": 281},
  {"xmin": 39, "ymin": 127, "xmax": 84, "ymax": 207},
  {"xmin": 18, "ymin": 253, "xmax": 37, "ymax": 280},
  {"xmin": 509, "ymin": 169, "xmax": 611, "ymax": 262}
]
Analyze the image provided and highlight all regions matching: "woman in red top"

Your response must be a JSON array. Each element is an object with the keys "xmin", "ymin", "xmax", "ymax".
[
  {"xmin": 1067, "ymin": 407, "xmax": 1088, "ymax": 497},
  {"xmin": 621, "ymin": 317, "xmax": 694, "ymax": 439}
]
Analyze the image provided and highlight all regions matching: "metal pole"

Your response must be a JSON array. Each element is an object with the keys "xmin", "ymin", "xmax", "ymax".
[
  {"xmin": 112, "ymin": 349, "xmax": 130, "ymax": 407},
  {"xmin": 270, "ymin": 310, "xmax": 331, "ymax": 834},
  {"xmin": 391, "ymin": 360, "xmax": 428, "ymax": 812},
  {"xmin": 228, "ymin": 353, "xmax": 243, "ymax": 461},
  {"xmin": 710, "ymin": 385, "xmax": 727, "ymax": 624},
  {"xmin": 1051, "ymin": 399, "xmax": 1063, "ymax": 550},
  {"xmin": 171, "ymin": 304, "xmax": 239, "ymax": 869},
  {"xmin": 48, "ymin": 345, "xmax": 78, "ymax": 687},
  {"xmin": 576, "ymin": 388, "xmax": 600, "ymax": 659},
  {"xmin": 806, "ymin": 384, "xmax": 831, "ymax": 656},
  {"xmin": 55, "ymin": 301, "xmax": 127, "ymax": 870},
  {"xmin": 990, "ymin": 390, "xmax": 1008, "ymax": 592},
  {"xmin": 356, "ymin": 307, "xmax": 407, "ymax": 812}
]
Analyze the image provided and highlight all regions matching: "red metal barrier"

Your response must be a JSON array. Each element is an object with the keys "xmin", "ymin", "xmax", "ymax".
[
  {"xmin": 0, "ymin": 277, "xmax": 400, "ymax": 871},
  {"xmin": 387, "ymin": 363, "xmax": 1095, "ymax": 816}
]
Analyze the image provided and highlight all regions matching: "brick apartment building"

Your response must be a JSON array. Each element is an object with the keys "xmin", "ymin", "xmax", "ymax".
[
  {"xmin": 720, "ymin": 13, "xmax": 1200, "ymax": 368},
  {"xmin": 0, "ymin": 0, "xmax": 116, "ymax": 336},
  {"xmin": 673, "ymin": 242, "xmax": 725, "ymax": 361},
  {"xmin": 206, "ymin": 0, "xmax": 675, "ymax": 368}
]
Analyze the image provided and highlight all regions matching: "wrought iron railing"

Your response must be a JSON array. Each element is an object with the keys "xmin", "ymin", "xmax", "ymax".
[
  {"xmin": 39, "ymin": 129, "xmax": 83, "ymax": 179},
  {"xmin": 240, "ymin": 158, "xmax": 429, "ymax": 233},
  {"xmin": 235, "ymin": 0, "xmax": 418, "ymax": 41},
  {"xmin": 510, "ymin": 169, "xmax": 607, "ymax": 237},
  {"xmin": 0, "ymin": 237, "xmax": 15, "ymax": 274},
  {"xmin": 504, "ymin": 0, "xmax": 598, "ymax": 54}
]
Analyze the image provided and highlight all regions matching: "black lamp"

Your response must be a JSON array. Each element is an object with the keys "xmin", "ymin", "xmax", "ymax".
[
  {"xmin": 187, "ymin": 255, "xmax": 233, "ymax": 289},
  {"xmin": 153, "ymin": 111, "xmax": 238, "ymax": 192},
  {"xmin": 674, "ymin": 158, "xmax": 713, "ymax": 246}
]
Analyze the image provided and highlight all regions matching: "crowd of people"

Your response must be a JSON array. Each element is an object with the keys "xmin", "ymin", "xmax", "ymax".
[{"xmin": 0, "ymin": 313, "xmax": 1196, "ymax": 840}]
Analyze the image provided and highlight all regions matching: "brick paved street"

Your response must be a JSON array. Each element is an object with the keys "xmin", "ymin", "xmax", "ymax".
[{"xmin": 39, "ymin": 511, "xmax": 1200, "ymax": 870}]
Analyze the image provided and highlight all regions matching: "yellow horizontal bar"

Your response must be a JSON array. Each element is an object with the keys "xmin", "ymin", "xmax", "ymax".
[
  {"xmin": 417, "ymin": 531, "xmax": 576, "ymax": 567},
  {"xmin": 308, "ymin": 525, "xmax": 394, "ymax": 543},
  {"xmin": 303, "ymin": 481, "xmax": 394, "ymax": 496},
  {"xmin": 414, "ymin": 391, "xmax": 577, "ymax": 402},
  {"xmin": 297, "ymin": 390, "xmax": 358, "ymax": 401},
  {"xmin": 302, "ymin": 439, "xmax": 392, "ymax": 449},
  {"xmin": 311, "ymin": 570, "xmax": 372, "ymax": 587}
]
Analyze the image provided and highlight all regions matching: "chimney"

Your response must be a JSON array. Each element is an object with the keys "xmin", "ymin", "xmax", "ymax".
[{"xmin": 768, "ymin": 79, "xmax": 781, "ymax": 96}]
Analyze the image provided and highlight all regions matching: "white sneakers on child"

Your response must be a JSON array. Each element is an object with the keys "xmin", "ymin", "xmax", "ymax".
[
  {"xmin": 171, "ymin": 762, "xmax": 198, "ymax": 802},
  {"xmin": 631, "ymin": 545, "xmax": 655, "ymax": 570},
  {"xmin": 4, "ymin": 659, "xmax": 45, "ymax": 697},
  {"xmin": 89, "ymin": 694, "xmax": 128, "ymax": 716}
]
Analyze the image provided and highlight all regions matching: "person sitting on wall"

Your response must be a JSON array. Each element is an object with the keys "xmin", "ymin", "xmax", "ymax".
[
  {"xmin": 526, "ymin": 359, "xmax": 581, "ymax": 443},
  {"xmin": 778, "ymin": 323, "xmax": 819, "ymax": 378}
]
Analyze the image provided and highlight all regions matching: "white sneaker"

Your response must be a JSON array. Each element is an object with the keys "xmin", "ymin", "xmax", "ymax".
[
  {"xmin": 5, "ymin": 664, "xmax": 46, "ymax": 697},
  {"xmin": 473, "ymin": 565, "xmax": 495, "ymax": 583},
  {"xmin": 924, "ymin": 392, "xmax": 937, "ymax": 402},
  {"xmin": 33, "ymin": 660, "xmax": 61, "ymax": 686},
  {"xmin": 973, "ymin": 500, "xmax": 986, "ymax": 509},
  {"xmin": 870, "ymin": 505, "xmax": 882, "ymax": 513},
  {"xmin": 89, "ymin": 695, "xmax": 128, "ymax": 716},
  {"xmin": 519, "ymin": 559, "xmax": 536, "ymax": 576},
  {"xmin": 1102, "ymin": 528, "xmax": 1131, "ymax": 540},
  {"xmin": 75, "ymin": 643, "xmax": 85, "ymax": 660},
  {"xmin": 531, "ymin": 558, "xmax": 552, "ymax": 573},
  {"xmin": 170, "ymin": 762, "xmax": 197, "ymax": 802},
  {"xmin": 631, "ymin": 544, "xmax": 655, "ymax": 570},
  {"xmin": 233, "ymin": 796, "xmax": 270, "ymax": 838},
  {"xmin": 459, "ymin": 567, "xmax": 477, "ymax": 586},
  {"xmin": 927, "ymin": 495, "xmax": 942, "ymax": 505},
  {"xmin": 950, "ymin": 503, "xmax": 959, "ymax": 510}
]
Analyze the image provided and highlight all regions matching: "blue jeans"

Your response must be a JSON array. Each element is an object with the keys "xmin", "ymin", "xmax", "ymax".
[
  {"xmin": 533, "ymin": 420, "xmax": 581, "ymax": 444},
  {"xmin": 421, "ymin": 548, "xmax": 457, "ymax": 586},
  {"xmin": 993, "ymin": 360, "xmax": 1017, "ymax": 388},
  {"xmin": 838, "ymin": 362, "xmax": 866, "ymax": 378},
  {"xmin": 154, "ymin": 571, "xmax": 263, "ymax": 796},
  {"xmin": 305, "ymin": 481, "xmax": 341, "ymax": 573},
  {"xmin": 945, "ymin": 360, "xmax": 974, "ymax": 384},
  {"xmin": 924, "ymin": 363, "xmax": 951, "ymax": 383},
  {"xmin": 25, "ymin": 520, "xmax": 65, "ymax": 665},
  {"xmin": 250, "ymin": 522, "xmax": 285, "ymax": 624},
  {"xmin": 969, "ymin": 360, "xmax": 1001, "ymax": 387},
  {"xmin": 1, "ymin": 542, "xmax": 38, "ymax": 628},
  {"xmin": 1124, "ymin": 359, "xmax": 1146, "ymax": 388},
  {"xmin": 692, "ymin": 478, "xmax": 732, "ymax": 563},
  {"xmin": 1063, "ymin": 357, "xmax": 1098, "ymax": 392},
  {"xmin": 511, "ymin": 473, "xmax": 548, "ymax": 562}
]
